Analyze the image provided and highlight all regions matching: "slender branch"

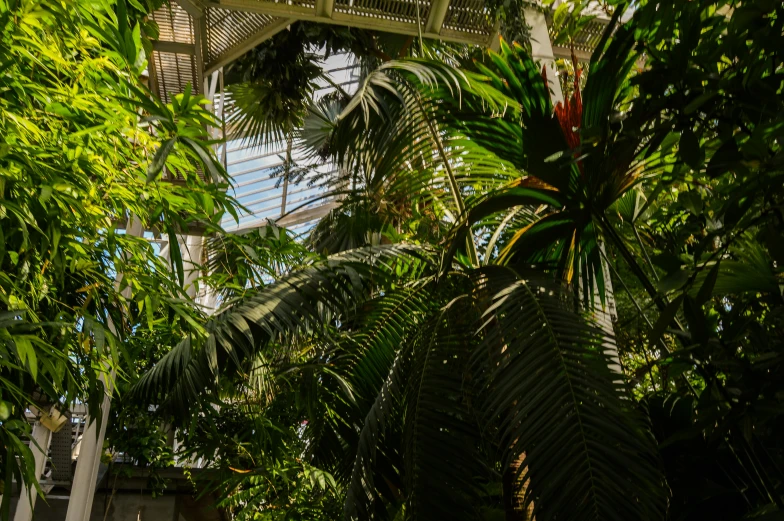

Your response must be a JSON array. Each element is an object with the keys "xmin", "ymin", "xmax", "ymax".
[
  {"xmin": 598, "ymin": 215, "xmax": 667, "ymax": 313},
  {"xmin": 413, "ymin": 94, "xmax": 479, "ymax": 266},
  {"xmin": 598, "ymin": 245, "xmax": 699, "ymax": 396},
  {"xmin": 632, "ymin": 224, "xmax": 659, "ymax": 281}
]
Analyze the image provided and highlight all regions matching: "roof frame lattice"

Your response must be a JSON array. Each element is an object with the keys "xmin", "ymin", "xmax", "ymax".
[{"xmin": 148, "ymin": 0, "xmax": 502, "ymax": 102}]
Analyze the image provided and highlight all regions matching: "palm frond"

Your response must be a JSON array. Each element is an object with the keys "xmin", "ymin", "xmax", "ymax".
[
  {"xmin": 474, "ymin": 266, "xmax": 666, "ymax": 521},
  {"xmin": 339, "ymin": 281, "xmax": 438, "ymax": 518},
  {"xmin": 299, "ymin": 94, "xmax": 347, "ymax": 162},
  {"xmin": 342, "ymin": 340, "xmax": 407, "ymax": 521},
  {"xmin": 132, "ymin": 245, "xmax": 433, "ymax": 415},
  {"xmin": 309, "ymin": 199, "xmax": 388, "ymax": 255},
  {"xmin": 224, "ymin": 80, "xmax": 312, "ymax": 150},
  {"xmin": 403, "ymin": 295, "xmax": 486, "ymax": 521},
  {"xmin": 691, "ymin": 239, "xmax": 780, "ymax": 298}
]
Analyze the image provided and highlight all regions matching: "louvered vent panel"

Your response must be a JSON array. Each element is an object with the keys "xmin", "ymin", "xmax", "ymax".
[
  {"xmin": 570, "ymin": 18, "xmax": 606, "ymax": 53},
  {"xmin": 154, "ymin": 52, "xmax": 199, "ymax": 104},
  {"xmin": 151, "ymin": 3, "xmax": 195, "ymax": 43},
  {"xmin": 149, "ymin": 3, "xmax": 198, "ymax": 103},
  {"xmin": 442, "ymin": 0, "xmax": 492, "ymax": 36},
  {"xmin": 205, "ymin": 8, "xmax": 279, "ymax": 64},
  {"xmin": 334, "ymin": 0, "xmax": 431, "ymax": 26},
  {"xmin": 49, "ymin": 413, "xmax": 73, "ymax": 482}
]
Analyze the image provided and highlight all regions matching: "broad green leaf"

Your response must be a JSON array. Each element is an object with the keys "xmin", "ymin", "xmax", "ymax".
[{"xmin": 147, "ymin": 138, "xmax": 177, "ymax": 181}]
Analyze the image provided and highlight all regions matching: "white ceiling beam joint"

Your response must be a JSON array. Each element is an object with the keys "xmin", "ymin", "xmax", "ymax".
[
  {"xmin": 551, "ymin": 45, "xmax": 591, "ymax": 62},
  {"xmin": 424, "ymin": 0, "xmax": 450, "ymax": 35},
  {"xmin": 204, "ymin": 18, "xmax": 294, "ymax": 77}
]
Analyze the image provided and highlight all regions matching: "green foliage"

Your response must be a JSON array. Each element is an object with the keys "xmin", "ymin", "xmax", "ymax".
[
  {"xmin": 125, "ymin": 0, "xmax": 784, "ymax": 520},
  {"xmin": 224, "ymin": 23, "xmax": 398, "ymax": 149},
  {"xmin": 608, "ymin": 1, "xmax": 784, "ymax": 517},
  {"xmin": 546, "ymin": 0, "xmax": 601, "ymax": 49},
  {"xmin": 0, "ymin": 0, "xmax": 235, "ymax": 512},
  {"xmin": 139, "ymin": 245, "xmax": 665, "ymax": 520},
  {"xmin": 204, "ymin": 224, "xmax": 315, "ymax": 300},
  {"xmin": 105, "ymin": 401, "xmax": 175, "ymax": 496}
]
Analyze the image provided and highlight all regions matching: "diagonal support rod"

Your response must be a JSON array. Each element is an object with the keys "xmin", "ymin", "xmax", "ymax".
[{"xmin": 204, "ymin": 18, "xmax": 294, "ymax": 77}]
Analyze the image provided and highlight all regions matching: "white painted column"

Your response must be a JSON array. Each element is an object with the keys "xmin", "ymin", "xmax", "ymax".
[
  {"xmin": 524, "ymin": 7, "xmax": 564, "ymax": 104},
  {"xmin": 159, "ymin": 233, "xmax": 205, "ymax": 300},
  {"xmin": 182, "ymin": 234, "xmax": 204, "ymax": 300},
  {"xmin": 65, "ymin": 216, "xmax": 144, "ymax": 521},
  {"xmin": 64, "ymin": 378, "xmax": 113, "ymax": 521},
  {"xmin": 13, "ymin": 422, "xmax": 52, "ymax": 521}
]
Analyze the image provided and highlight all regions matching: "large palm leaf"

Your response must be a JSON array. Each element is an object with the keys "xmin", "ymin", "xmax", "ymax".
[
  {"xmin": 475, "ymin": 266, "xmax": 665, "ymax": 521},
  {"xmin": 402, "ymin": 293, "xmax": 487, "ymax": 520},
  {"xmin": 132, "ymin": 244, "xmax": 432, "ymax": 413},
  {"xmin": 141, "ymin": 247, "xmax": 666, "ymax": 521},
  {"xmin": 317, "ymin": 264, "xmax": 666, "ymax": 520},
  {"xmin": 297, "ymin": 57, "xmax": 517, "ymax": 260}
]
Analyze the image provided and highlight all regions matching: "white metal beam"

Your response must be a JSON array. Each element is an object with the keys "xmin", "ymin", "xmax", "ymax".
[
  {"xmin": 524, "ymin": 7, "xmax": 563, "ymax": 104},
  {"xmin": 194, "ymin": 15, "xmax": 208, "ymax": 94},
  {"xmin": 424, "ymin": 0, "xmax": 450, "ymax": 35},
  {"xmin": 65, "ymin": 216, "xmax": 144, "ymax": 521},
  {"xmin": 552, "ymin": 45, "xmax": 592, "ymax": 62},
  {"xmin": 64, "ymin": 376, "xmax": 112, "ymax": 521},
  {"xmin": 204, "ymin": 18, "xmax": 294, "ymax": 77},
  {"xmin": 181, "ymin": 234, "xmax": 205, "ymax": 299},
  {"xmin": 230, "ymin": 201, "xmax": 339, "ymax": 235}
]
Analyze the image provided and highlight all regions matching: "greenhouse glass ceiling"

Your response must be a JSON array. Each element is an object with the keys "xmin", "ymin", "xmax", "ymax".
[{"xmin": 147, "ymin": 0, "xmax": 609, "ymax": 234}]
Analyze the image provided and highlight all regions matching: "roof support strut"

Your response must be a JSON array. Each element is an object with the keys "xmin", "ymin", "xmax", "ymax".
[
  {"xmin": 424, "ymin": 0, "xmax": 450, "ymax": 35},
  {"xmin": 204, "ymin": 17, "xmax": 294, "ymax": 77},
  {"xmin": 315, "ymin": 0, "xmax": 334, "ymax": 18}
]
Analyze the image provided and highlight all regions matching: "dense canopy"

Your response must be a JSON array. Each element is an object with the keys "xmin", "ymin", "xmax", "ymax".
[{"xmin": 1, "ymin": 0, "xmax": 783, "ymax": 520}]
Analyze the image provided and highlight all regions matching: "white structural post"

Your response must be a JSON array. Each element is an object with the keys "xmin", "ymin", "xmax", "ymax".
[
  {"xmin": 180, "ymin": 234, "xmax": 205, "ymax": 300},
  {"xmin": 65, "ymin": 216, "xmax": 144, "ymax": 521},
  {"xmin": 13, "ymin": 422, "xmax": 53, "ymax": 521},
  {"xmin": 64, "ymin": 377, "xmax": 113, "ymax": 521},
  {"xmin": 524, "ymin": 7, "xmax": 564, "ymax": 104}
]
